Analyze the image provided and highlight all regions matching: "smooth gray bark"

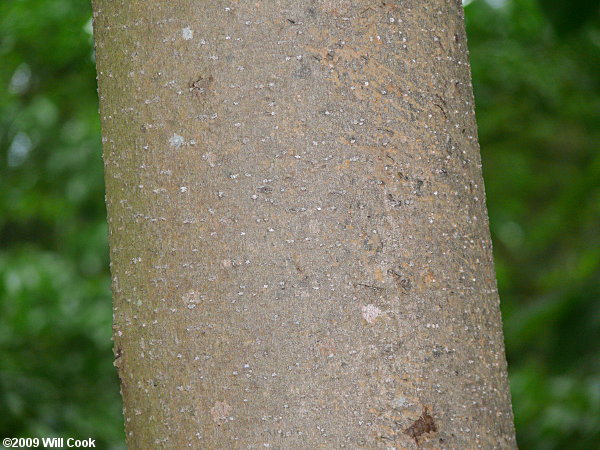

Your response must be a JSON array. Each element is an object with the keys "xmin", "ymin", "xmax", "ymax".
[{"xmin": 93, "ymin": 0, "xmax": 516, "ymax": 448}]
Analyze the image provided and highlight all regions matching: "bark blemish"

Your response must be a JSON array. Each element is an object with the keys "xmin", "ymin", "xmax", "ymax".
[
  {"xmin": 113, "ymin": 345, "xmax": 123, "ymax": 368},
  {"xmin": 210, "ymin": 401, "xmax": 231, "ymax": 424},
  {"xmin": 189, "ymin": 75, "xmax": 213, "ymax": 98},
  {"xmin": 361, "ymin": 304, "xmax": 382, "ymax": 323},
  {"xmin": 388, "ymin": 269, "xmax": 412, "ymax": 292},
  {"xmin": 181, "ymin": 27, "xmax": 193, "ymax": 40},
  {"xmin": 403, "ymin": 406, "xmax": 437, "ymax": 446},
  {"xmin": 356, "ymin": 282, "xmax": 383, "ymax": 291},
  {"xmin": 169, "ymin": 134, "xmax": 184, "ymax": 148}
]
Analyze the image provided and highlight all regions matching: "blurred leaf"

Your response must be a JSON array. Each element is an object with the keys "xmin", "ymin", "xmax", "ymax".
[{"xmin": 538, "ymin": 0, "xmax": 600, "ymax": 34}]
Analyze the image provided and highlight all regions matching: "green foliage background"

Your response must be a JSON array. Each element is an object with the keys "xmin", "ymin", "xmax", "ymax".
[{"xmin": 1, "ymin": 0, "xmax": 598, "ymax": 448}]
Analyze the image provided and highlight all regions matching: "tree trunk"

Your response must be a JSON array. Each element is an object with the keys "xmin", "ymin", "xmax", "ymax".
[{"xmin": 92, "ymin": 0, "xmax": 516, "ymax": 448}]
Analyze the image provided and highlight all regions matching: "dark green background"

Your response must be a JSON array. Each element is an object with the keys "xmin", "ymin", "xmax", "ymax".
[{"xmin": 1, "ymin": 0, "xmax": 598, "ymax": 448}]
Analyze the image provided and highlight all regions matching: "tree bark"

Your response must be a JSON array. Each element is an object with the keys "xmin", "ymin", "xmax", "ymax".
[{"xmin": 93, "ymin": 0, "xmax": 516, "ymax": 448}]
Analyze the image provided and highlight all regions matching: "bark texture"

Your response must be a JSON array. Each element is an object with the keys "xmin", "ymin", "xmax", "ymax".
[{"xmin": 93, "ymin": 0, "xmax": 516, "ymax": 448}]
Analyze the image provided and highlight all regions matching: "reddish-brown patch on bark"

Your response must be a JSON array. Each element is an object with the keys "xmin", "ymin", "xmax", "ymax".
[{"xmin": 403, "ymin": 406, "xmax": 437, "ymax": 446}]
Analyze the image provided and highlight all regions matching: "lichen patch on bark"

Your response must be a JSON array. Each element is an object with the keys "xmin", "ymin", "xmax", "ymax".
[{"xmin": 361, "ymin": 303, "xmax": 383, "ymax": 323}]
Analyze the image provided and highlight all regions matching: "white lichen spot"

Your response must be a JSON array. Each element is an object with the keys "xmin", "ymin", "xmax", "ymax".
[
  {"xmin": 392, "ymin": 397, "xmax": 408, "ymax": 408},
  {"xmin": 361, "ymin": 304, "xmax": 382, "ymax": 323},
  {"xmin": 183, "ymin": 290, "xmax": 203, "ymax": 309},
  {"xmin": 182, "ymin": 27, "xmax": 194, "ymax": 40},
  {"xmin": 169, "ymin": 134, "xmax": 184, "ymax": 148},
  {"xmin": 210, "ymin": 401, "xmax": 231, "ymax": 423}
]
